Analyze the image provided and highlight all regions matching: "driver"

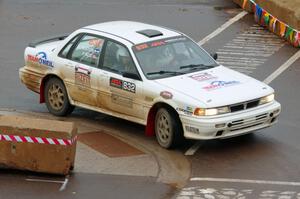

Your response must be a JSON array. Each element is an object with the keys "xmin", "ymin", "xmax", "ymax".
[{"xmin": 117, "ymin": 48, "xmax": 136, "ymax": 73}]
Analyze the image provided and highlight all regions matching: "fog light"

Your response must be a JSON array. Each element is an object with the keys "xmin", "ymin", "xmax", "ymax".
[
  {"xmin": 215, "ymin": 123, "xmax": 226, "ymax": 128},
  {"xmin": 216, "ymin": 130, "xmax": 224, "ymax": 136},
  {"xmin": 271, "ymin": 117, "xmax": 276, "ymax": 123}
]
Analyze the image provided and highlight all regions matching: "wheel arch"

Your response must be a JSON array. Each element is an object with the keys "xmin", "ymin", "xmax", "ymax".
[
  {"xmin": 145, "ymin": 101, "xmax": 181, "ymax": 137},
  {"xmin": 39, "ymin": 74, "xmax": 65, "ymax": 103}
]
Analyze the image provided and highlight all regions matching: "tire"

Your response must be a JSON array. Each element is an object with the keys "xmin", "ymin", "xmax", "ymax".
[
  {"xmin": 44, "ymin": 77, "xmax": 74, "ymax": 116},
  {"xmin": 155, "ymin": 107, "xmax": 183, "ymax": 149}
]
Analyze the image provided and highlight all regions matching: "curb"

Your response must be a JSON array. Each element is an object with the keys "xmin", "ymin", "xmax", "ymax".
[{"xmin": 233, "ymin": 0, "xmax": 300, "ymax": 48}]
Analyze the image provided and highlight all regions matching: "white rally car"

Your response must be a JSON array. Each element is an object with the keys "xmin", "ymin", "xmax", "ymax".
[{"xmin": 19, "ymin": 21, "xmax": 281, "ymax": 148}]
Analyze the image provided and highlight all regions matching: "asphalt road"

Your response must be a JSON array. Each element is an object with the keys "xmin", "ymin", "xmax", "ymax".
[
  {"xmin": 1, "ymin": 0, "xmax": 300, "ymax": 198},
  {"xmin": 0, "ymin": 170, "xmax": 175, "ymax": 199}
]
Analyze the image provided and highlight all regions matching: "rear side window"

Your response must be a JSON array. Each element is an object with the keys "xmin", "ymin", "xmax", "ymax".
[
  {"xmin": 59, "ymin": 35, "xmax": 81, "ymax": 58},
  {"xmin": 70, "ymin": 35, "xmax": 105, "ymax": 67}
]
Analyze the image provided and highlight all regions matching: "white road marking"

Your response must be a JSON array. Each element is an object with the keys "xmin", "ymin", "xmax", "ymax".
[
  {"xmin": 26, "ymin": 178, "xmax": 64, "ymax": 184},
  {"xmin": 184, "ymin": 141, "xmax": 202, "ymax": 156},
  {"xmin": 197, "ymin": 11, "xmax": 248, "ymax": 46},
  {"xmin": 190, "ymin": 177, "xmax": 300, "ymax": 186},
  {"xmin": 264, "ymin": 50, "xmax": 300, "ymax": 84},
  {"xmin": 59, "ymin": 176, "xmax": 69, "ymax": 191},
  {"xmin": 176, "ymin": 187, "xmax": 300, "ymax": 198}
]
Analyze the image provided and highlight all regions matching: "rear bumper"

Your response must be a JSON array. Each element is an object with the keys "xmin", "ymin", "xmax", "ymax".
[
  {"xmin": 180, "ymin": 101, "xmax": 281, "ymax": 140},
  {"xmin": 19, "ymin": 67, "xmax": 43, "ymax": 93}
]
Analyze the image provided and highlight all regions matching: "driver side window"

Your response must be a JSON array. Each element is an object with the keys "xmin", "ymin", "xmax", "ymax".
[{"xmin": 103, "ymin": 41, "xmax": 138, "ymax": 75}]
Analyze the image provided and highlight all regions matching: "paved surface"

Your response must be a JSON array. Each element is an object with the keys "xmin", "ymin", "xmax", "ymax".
[
  {"xmin": 0, "ymin": 170, "xmax": 175, "ymax": 199},
  {"xmin": 1, "ymin": 0, "xmax": 300, "ymax": 198}
]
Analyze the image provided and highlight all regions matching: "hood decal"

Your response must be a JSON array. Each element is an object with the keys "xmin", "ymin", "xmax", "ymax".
[
  {"xmin": 202, "ymin": 80, "xmax": 241, "ymax": 91},
  {"xmin": 189, "ymin": 72, "xmax": 217, "ymax": 82}
]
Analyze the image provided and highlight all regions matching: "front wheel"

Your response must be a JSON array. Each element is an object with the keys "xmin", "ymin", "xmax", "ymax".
[
  {"xmin": 44, "ymin": 78, "xmax": 74, "ymax": 116},
  {"xmin": 155, "ymin": 108, "xmax": 183, "ymax": 149}
]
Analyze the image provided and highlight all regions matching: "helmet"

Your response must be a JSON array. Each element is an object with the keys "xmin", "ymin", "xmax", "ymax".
[{"xmin": 117, "ymin": 47, "xmax": 129, "ymax": 61}]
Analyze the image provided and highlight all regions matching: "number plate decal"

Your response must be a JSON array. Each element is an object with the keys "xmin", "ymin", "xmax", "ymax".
[{"xmin": 110, "ymin": 77, "xmax": 136, "ymax": 93}]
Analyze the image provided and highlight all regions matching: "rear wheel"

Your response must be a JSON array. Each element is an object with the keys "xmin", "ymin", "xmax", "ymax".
[
  {"xmin": 155, "ymin": 107, "xmax": 183, "ymax": 149},
  {"xmin": 44, "ymin": 78, "xmax": 74, "ymax": 116}
]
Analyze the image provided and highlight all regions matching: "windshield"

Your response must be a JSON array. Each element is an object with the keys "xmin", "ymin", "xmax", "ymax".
[{"xmin": 133, "ymin": 36, "xmax": 218, "ymax": 79}]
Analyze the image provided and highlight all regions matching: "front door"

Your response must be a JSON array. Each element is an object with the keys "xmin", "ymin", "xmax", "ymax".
[{"xmin": 99, "ymin": 40, "xmax": 145, "ymax": 120}]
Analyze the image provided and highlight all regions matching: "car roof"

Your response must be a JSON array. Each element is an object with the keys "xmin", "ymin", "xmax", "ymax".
[{"xmin": 83, "ymin": 21, "xmax": 183, "ymax": 45}]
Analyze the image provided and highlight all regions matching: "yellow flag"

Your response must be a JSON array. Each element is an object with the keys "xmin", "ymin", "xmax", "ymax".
[
  {"xmin": 279, "ymin": 22, "xmax": 286, "ymax": 37},
  {"xmin": 290, "ymin": 30, "xmax": 295, "ymax": 42},
  {"xmin": 269, "ymin": 16, "xmax": 275, "ymax": 31}
]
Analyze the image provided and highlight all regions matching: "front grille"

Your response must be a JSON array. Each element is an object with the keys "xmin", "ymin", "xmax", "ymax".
[
  {"xmin": 229, "ymin": 113, "xmax": 269, "ymax": 132},
  {"xmin": 229, "ymin": 99, "xmax": 260, "ymax": 113}
]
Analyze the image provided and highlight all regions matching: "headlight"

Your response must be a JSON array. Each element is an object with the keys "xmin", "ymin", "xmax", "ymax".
[
  {"xmin": 194, "ymin": 106, "xmax": 230, "ymax": 116},
  {"xmin": 259, "ymin": 93, "xmax": 275, "ymax": 105}
]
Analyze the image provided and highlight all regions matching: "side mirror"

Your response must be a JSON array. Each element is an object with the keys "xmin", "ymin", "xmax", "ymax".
[
  {"xmin": 211, "ymin": 53, "xmax": 218, "ymax": 60},
  {"xmin": 122, "ymin": 72, "xmax": 141, "ymax": 81}
]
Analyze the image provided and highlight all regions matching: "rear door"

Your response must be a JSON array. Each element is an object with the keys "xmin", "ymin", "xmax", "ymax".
[{"xmin": 57, "ymin": 34, "xmax": 105, "ymax": 107}]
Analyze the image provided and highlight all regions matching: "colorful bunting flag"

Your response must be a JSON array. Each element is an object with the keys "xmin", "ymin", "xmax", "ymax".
[
  {"xmin": 242, "ymin": 0, "xmax": 247, "ymax": 9},
  {"xmin": 272, "ymin": 19, "xmax": 277, "ymax": 33},
  {"xmin": 294, "ymin": 32, "xmax": 300, "ymax": 47},
  {"xmin": 241, "ymin": 0, "xmax": 299, "ymax": 48},
  {"xmin": 263, "ymin": 13, "xmax": 270, "ymax": 26},
  {"xmin": 269, "ymin": 16, "xmax": 276, "ymax": 32},
  {"xmin": 285, "ymin": 26, "xmax": 293, "ymax": 41},
  {"xmin": 255, "ymin": 4, "xmax": 263, "ymax": 22},
  {"xmin": 279, "ymin": 22, "xmax": 286, "ymax": 37}
]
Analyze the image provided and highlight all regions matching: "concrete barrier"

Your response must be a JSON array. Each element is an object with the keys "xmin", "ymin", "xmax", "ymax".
[
  {"xmin": 0, "ymin": 115, "xmax": 77, "ymax": 175},
  {"xmin": 233, "ymin": 0, "xmax": 300, "ymax": 47}
]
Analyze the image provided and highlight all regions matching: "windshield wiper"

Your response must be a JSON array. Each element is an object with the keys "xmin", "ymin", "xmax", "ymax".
[
  {"xmin": 179, "ymin": 64, "xmax": 216, "ymax": 70},
  {"xmin": 147, "ymin": 70, "xmax": 186, "ymax": 76}
]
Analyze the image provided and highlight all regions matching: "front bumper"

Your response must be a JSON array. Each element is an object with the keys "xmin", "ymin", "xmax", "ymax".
[{"xmin": 180, "ymin": 101, "xmax": 281, "ymax": 140}]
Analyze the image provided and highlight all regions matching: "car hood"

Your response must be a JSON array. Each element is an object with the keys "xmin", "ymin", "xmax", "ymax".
[{"xmin": 154, "ymin": 66, "xmax": 273, "ymax": 108}]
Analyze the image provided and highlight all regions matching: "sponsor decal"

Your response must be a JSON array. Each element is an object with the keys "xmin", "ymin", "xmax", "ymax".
[
  {"xmin": 150, "ymin": 41, "xmax": 165, "ymax": 47},
  {"xmin": 203, "ymin": 80, "xmax": 240, "ymax": 91},
  {"xmin": 134, "ymin": 36, "xmax": 187, "ymax": 52},
  {"xmin": 176, "ymin": 106, "xmax": 193, "ymax": 115},
  {"xmin": 160, "ymin": 91, "xmax": 173, "ymax": 99},
  {"xmin": 110, "ymin": 77, "xmax": 136, "ymax": 93},
  {"xmin": 88, "ymin": 38, "xmax": 104, "ymax": 47},
  {"xmin": 27, "ymin": 52, "xmax": 54, "ymax": 67},
  {"xmin": 185, "ymin": 126, "xmax": 200, "ymax": 134},
  {"xmin": 135, "ymin": 43, "xmax": 149, "ymax": 51},
  {"xmin": 75, "ymin": 66, "xmax": 92, "ymax": 87},
  {"xmin": 111, "ymin": 94, "xmax": 133, "ymax": 108},
  {"xmin": 190, "ymin": 72, "xmax": 217, "ymax": 82}
]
